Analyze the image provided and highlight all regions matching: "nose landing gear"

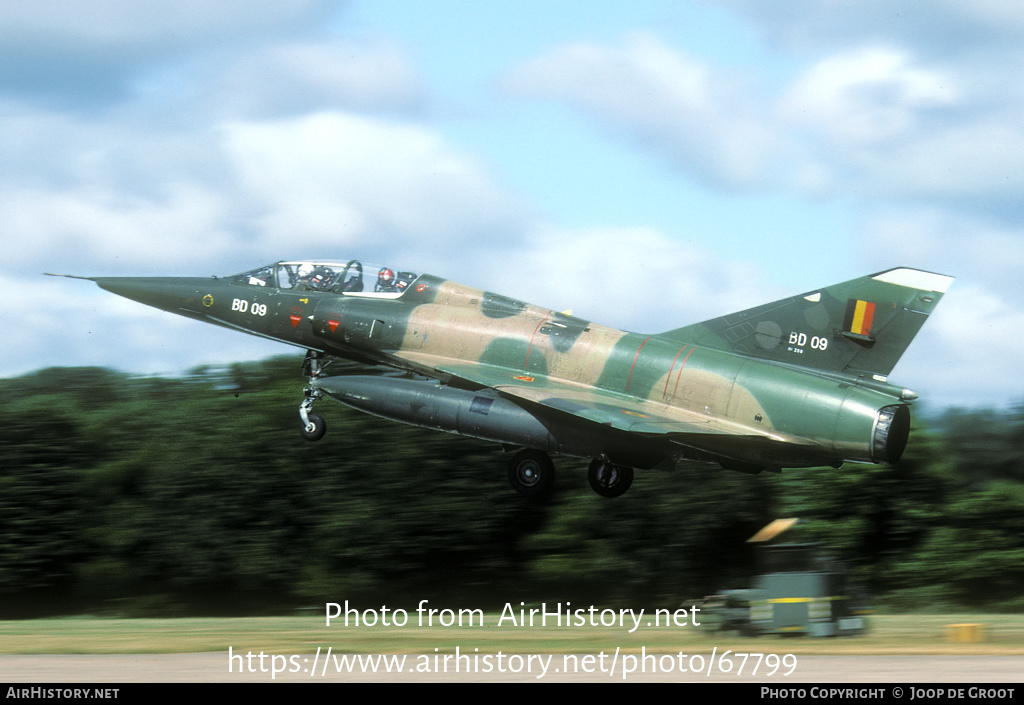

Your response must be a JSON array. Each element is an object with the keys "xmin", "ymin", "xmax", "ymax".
[{"xmin": 300, "ymin": 350, "xmax": 328, "ymax": 441}]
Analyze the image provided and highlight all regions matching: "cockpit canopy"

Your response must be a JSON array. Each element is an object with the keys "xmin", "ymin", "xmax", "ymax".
[{"xmin": 229, "ymin": 260, "xmax": 420, "ymax": 298}]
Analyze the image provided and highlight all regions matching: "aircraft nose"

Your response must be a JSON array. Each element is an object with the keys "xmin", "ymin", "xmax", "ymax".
[{"xmin": 92, "ymin": 277, "xmax": 209, "ymax": 316}]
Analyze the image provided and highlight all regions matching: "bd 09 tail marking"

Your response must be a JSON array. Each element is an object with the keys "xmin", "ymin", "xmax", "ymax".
[{"xmin": 49, "ymin": 262, "xmax": 952, "ymax": 499}]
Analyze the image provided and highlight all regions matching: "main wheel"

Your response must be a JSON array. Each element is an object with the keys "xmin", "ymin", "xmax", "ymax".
[
  {"xmin": 507, "ymin": 449, "xmax": 555, "ymax": 499},
  {"xmin": 588, "ymin": 459, "xmax": 634, "ymax": 498},
  {"xmin": 301, "ymin": 412, "xmax": 326, "ymax": 441}
]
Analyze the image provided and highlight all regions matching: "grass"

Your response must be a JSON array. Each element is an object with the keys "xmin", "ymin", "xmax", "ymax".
[{"xmin": 0, "ymin": 614, "xmax": 1021, "ymax": 655}]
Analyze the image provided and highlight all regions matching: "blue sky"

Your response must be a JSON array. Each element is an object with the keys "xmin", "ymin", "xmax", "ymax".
[{"xmin": 5, "ymin": 1, "xmax": 1024, "ymax": 409}]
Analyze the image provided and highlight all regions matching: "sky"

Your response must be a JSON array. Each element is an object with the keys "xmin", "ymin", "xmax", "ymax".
[{"xmin": 4, "ymin": 0, "xmax": 1024, "ymax": 410}]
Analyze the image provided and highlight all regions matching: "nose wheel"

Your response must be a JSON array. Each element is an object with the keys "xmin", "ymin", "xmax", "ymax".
[
  {"xmin": 301, "ymin": 411, "xmax": 327, "ymax": 441},
  {"xmin": 299, "ymin": 388, "xmax": 326, "ymax": 441}
]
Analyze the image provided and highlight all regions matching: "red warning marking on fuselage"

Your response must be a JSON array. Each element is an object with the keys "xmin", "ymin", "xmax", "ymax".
[
  {"xmin": 669, "ymin": 347, "xmax": 696, "ymax": 401},
  {"xmin": 625, "ymin": 336, "xmax": 652, "ymax": 392},
  {"xmin": 663, "ymin": 345, "xmax": 690, "ymax": 400},
  {"xmin": 289, "ymin": 315, "xmax": 302, "ymax": 327},
  {"xmin": 328, "ymin": 319, "xmax": 341, "ymax": 333}
]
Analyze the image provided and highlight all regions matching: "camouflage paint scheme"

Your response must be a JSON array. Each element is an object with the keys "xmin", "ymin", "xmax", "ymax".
[{"xmin": 54, "ymin": 262, "xmax": 953, "ymax": 498}]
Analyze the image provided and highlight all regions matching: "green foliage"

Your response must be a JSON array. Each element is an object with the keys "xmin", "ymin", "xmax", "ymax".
[
  {"xmin": 519, "ymin": 465, "xmax": 771, "ymax": 605},
  {"xmin": 773, "ymin": 426, "xmax": 951, "ymax": 596},
  {"xmin": 888, "ymin": 483, "xmax": 1024, "ymax": 609},
  {"xmin": 936, "ymin": 405, "xmax": 1024, "ymax": 485},
  {"xmin": 1, "ymin": 360, "xmax": 1022, "ymax": 615}
]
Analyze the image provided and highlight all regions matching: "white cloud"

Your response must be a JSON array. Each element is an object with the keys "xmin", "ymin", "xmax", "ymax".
[
  {"xmin": 781, "ymin": 47, "xmax": 959, "ymax": 145},
  {"xmin": 857, "ymin": 208, "xmax": 1024, "ymax": 405},
  {"xmin": 472, "ymin": 224, "xmax": 777, "ymax": 334},
  {"xmin": 221, "ymin": 112, "xmax": 528, "ymax": 256},
  {"xmin": 505, "ymin": 31, "xmax": 1024, "ymax": 212},
  {"xmin": 863, "ymin": 121, "xmax": 1024, "ymax": 199},
  {"xmin": 0, "ymin": 1, "xmax": 345, "ymax": 105},
  {"xmin": 2, "ymin": 183, "xmax": 239, "ymax": 273},
  {"xmin": 0, "ymin": 1, "xmax": 340, "ymax": 48},
  {"xmin": 908, "ymin": 283, "xmax": 1024, "ymax": 407},
  {"xmin": 779, "ymin": 48, "xmax": 1024, "ymax": 200},
  {"xmin": 502, "ymin": 33, "xmax": 780, "ymax": 189},
  {"xmin": 863, "ymin": 208, "xmax": 1024, "ymax": 296},
  {"xmin": 205, "ymin": 39, "xmax": 424, "ymax": 118},
  {"xmin": 949, "ymin": 1, "xmax": 1024, "ymax": 31},
  {"xmin": 721, "ymin": 0, "xmax": 1024, "ymax": 53},
  {"xmin": 2, "ymin": 97, "xmax": 529, "ymax": 276}
]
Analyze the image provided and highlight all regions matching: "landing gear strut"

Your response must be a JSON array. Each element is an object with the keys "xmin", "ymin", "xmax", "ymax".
[
  {"xmin": 588, "ymin": 458, "xmax": 634, "ymax": 498},
  {"xmin": 507, "ymin": 449, "xmax": 555, "ymax": 500}
]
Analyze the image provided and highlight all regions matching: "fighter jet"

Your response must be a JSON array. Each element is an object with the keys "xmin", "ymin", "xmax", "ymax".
[{"xmin": 49, "ymin": 261, "xmax": 953, "ymax": 499}]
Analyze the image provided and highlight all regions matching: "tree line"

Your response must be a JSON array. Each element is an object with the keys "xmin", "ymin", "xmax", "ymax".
[{"xmin": 1, "ymin": 359, "xmax": 1021, "ymax": 617}]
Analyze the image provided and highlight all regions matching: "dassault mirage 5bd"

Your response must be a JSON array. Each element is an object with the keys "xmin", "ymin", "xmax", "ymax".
[{"xmin": 49, "ymin": 261, "xmax": 952, "ymax": 499}]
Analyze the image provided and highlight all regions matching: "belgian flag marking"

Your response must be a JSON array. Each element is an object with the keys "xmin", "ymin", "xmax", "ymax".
[{"xmin": 844, "ymin": 299, "xmax": 876, "ymax": 336}]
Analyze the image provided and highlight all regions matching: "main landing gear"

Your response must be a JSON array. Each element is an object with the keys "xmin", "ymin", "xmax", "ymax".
[
  {"xmin": 506, "ymin": 449, "xmax": 636, "ymax": 500},
  {"xmin": 587, "ymin": 458, "xmax": 634, "ymax": 498},
  {"xmin": 507, "ymin": 449, "xmax": 555, "ymax": 499}
]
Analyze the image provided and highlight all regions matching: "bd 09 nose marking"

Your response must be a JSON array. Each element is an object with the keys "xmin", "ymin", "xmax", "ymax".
[{"xmin": 232, "ymin": 298, "xmax": 268, "ymax": 316}]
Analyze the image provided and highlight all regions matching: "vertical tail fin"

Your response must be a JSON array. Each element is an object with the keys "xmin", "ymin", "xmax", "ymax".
[{"xmin": 659, "ymin": 267, "xmax": 953, "ymax": 377}]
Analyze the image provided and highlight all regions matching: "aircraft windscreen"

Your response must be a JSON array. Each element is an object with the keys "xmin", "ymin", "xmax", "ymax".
[{"xmin": 230, "ymin": 260, "xmax": 420, "ymax": 298}]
